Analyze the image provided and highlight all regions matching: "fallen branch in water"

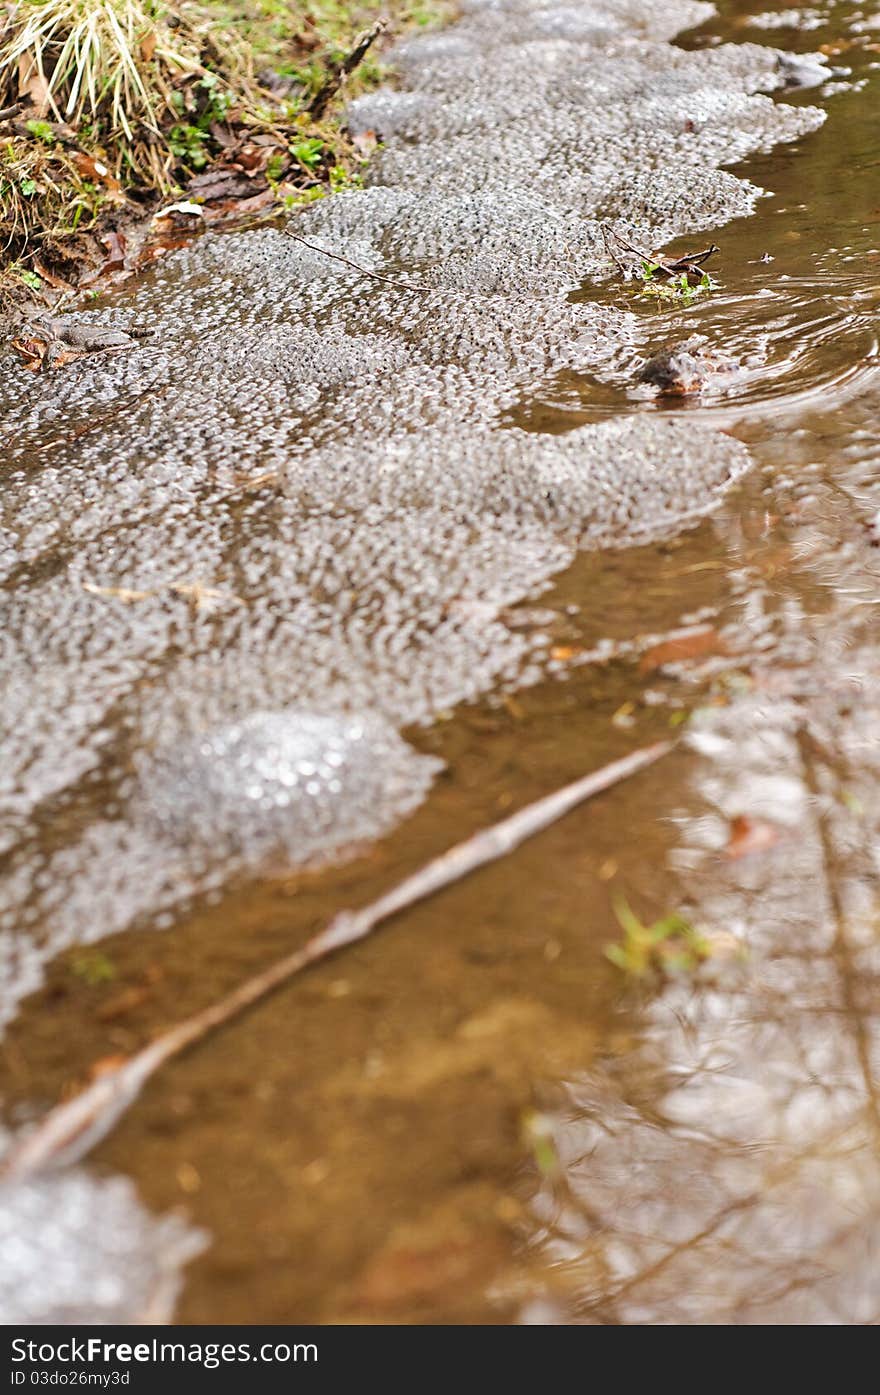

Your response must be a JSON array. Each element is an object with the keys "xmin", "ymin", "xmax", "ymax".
[
  {"xmin": 308, "ymin": 19, "xmax": 388, "ymax": 120},
  {"xmin": 284, "ymin": 228, "xmax": 434, "ymax": 293},
  {"xmin": 0, "ymin": 740, "xmax": 671, "ymax": 1181}
]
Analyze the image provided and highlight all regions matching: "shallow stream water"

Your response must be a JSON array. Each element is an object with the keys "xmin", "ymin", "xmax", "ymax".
[{"xmin": 1, "ymin": 0, "xmax": 880, "ymax": 1324}]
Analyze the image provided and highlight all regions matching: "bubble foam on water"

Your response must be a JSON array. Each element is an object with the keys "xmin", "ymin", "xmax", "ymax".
[
  {"xmin": 137, "ymin": 709, "xmax": 443, "ymax": 868},
  {"xmin": 0, "ymin": 1132, "xmax": 207, "ymax": 1324}
]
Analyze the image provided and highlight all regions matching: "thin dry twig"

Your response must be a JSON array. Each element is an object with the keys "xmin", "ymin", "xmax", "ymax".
[
  {"xmin": 284, "ymin": 227, "xmax": 434, "ymax": 293},
  {"xmin": 601, "ymin": 223, "xmax": 719, "ymax": 281},
  {"xmin": 307, "ymin": 18, "xmax": 388, "ymax": 120},
  {"xmin": 0, "ymin": 740, "xmax": 672, "ymax": 1181},
  {"xmin": 0, "ymin": 102, "xmax": 24, "ymax": 124},
  {"xmin": 600, "ymin": 222, "xmax": 631, "ymax": 277}
]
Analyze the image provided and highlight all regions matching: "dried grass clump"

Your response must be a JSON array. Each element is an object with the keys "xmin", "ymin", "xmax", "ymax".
[
  {"xmin": 0, "ymin": 0, "xmax": 257, "ymax": 179},
  {"xmin": 2, "ymin": 0, "xmax": 197, "ymax": 135}
]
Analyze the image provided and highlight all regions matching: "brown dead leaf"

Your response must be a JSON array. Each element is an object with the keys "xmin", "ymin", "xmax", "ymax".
[
  {"xmin": 71, "ymin": 151, "xmax": 120, "ymax": 189},
  {"xmin": 819, "ymin": 39, "xmax": 861, "ymax": 55},
  {"xmin": 17, "ymin": 56, "xmax": 50, "ymax": 112},
  {"xmin": 176, "ymin": 1162, "xmax": 201, "ymax": 1194},
  {"xmin": 86, "ymin": 1053, "xmax": 129, "ymax": 1082},
  {"xmin": 136, "ymin": 231, "xmax": 193, "ymax": 264},
  {"xmin": 233, "ymin": 143, "xmax": 270, "ymax": 172},
  {"xmin": 95, "ymin": 985, "xmax": 153, "ymax": 1023},
  {"xmin": 726, "ymin": 814, "xmax": 782, "ymax": 860},
  {"xmin": 187, "ymin": 168, "xmax": 258, "ymax": 202},
  {"xmin": 36, "ymin": 234, "xmax": 93, "ymax": 284},
  {"xmin": 32, "ymin": 259, "xmax": 72, "ymax": 291},
  {"xmin": 353, "ymin": 1235, "xmax": 505, "ymax": 1311},
  {"xmin": 611, "ymin": 700, "xmax": 636, "ymax": 728},
  {"xmin": 139, "ymin": 28, "xmax": 157, "ymax": 62},
  {"xmin": 352, "ymin": 128, "xmax": 379, "ymax": 157},
  {"xmin": 293, "ymin": 26, "xmax": 321, "ymax": 52},
  {"xmin": 100, "ymin": 228, "xmax": 128, "ymax": 270},
  {"xmin": 640, "ymin": 625, "xmax": 723, "ymax": 674},
  {"xmin": 207, "ymin": 187, "xmax": 276, "ymax": 219},
  {"xmin": 209, "ymin": 120, "xmax": 237, "ymax": 148}
]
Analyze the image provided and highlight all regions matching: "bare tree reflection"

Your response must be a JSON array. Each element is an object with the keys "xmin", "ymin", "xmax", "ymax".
[{"xmin": 526, "ymin": 407, "xmax": 880, "ymax": 1322}]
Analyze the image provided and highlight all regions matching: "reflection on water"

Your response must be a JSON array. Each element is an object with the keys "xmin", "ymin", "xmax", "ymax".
[
  {"xmin": 509, "ymin": 0, "xmax": 880, "ymax": 1324},
  {"xmin": 518, "ymin": 266, "xmax": 880, "ymax": 424},
  {"xmin": 2, "ymin": 0, "xmax": 880, "ymax": 1326},
  {"xmin": 524, "ymin": 386, "xmax": 880, "ymax": 1322},
  {"xmin": 529, "ymin": 687, "xmax": 880, "ymax": 1321},
  {"xmin": 0, "ymin": 1151, "xmax": 206, "ymax": 1324}
]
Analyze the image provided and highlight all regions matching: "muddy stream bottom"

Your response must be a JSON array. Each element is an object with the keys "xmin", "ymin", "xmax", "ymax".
[{"xmin": 2, "ymin": 0, "xmax": 880, "ymax": 1324}]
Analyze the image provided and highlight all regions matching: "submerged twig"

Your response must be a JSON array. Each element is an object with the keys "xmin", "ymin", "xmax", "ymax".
[
  {"xmin": 0, "ymin": 741, "xmax": 672, "ymax": 1181},
  {"xmin": 283, "ymin": 227, "xmax": 434, "ymax": 293},
  {"xmin": 308, "ymin": 19, "xmax": 388, "ymax": 120},
  {"xmin": 30, "ymin": 381, "xmax": 168, "ymax": 452}
]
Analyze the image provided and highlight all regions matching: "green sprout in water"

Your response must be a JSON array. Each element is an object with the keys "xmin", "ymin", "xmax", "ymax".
[
  {"xmin": 521, "ymin": 1109, "xmax": 561, "ymax": 1179},
  {"xmin": 605, "ymin": 894, "xmax": 712, "ymax": 978},
  {"xmin": 638, "ymin": 261, "xmax": 717, "ymax": 305},
  {"xmin": 70, "ymin": 950, "xmax": 117, "ymax": 986}
]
